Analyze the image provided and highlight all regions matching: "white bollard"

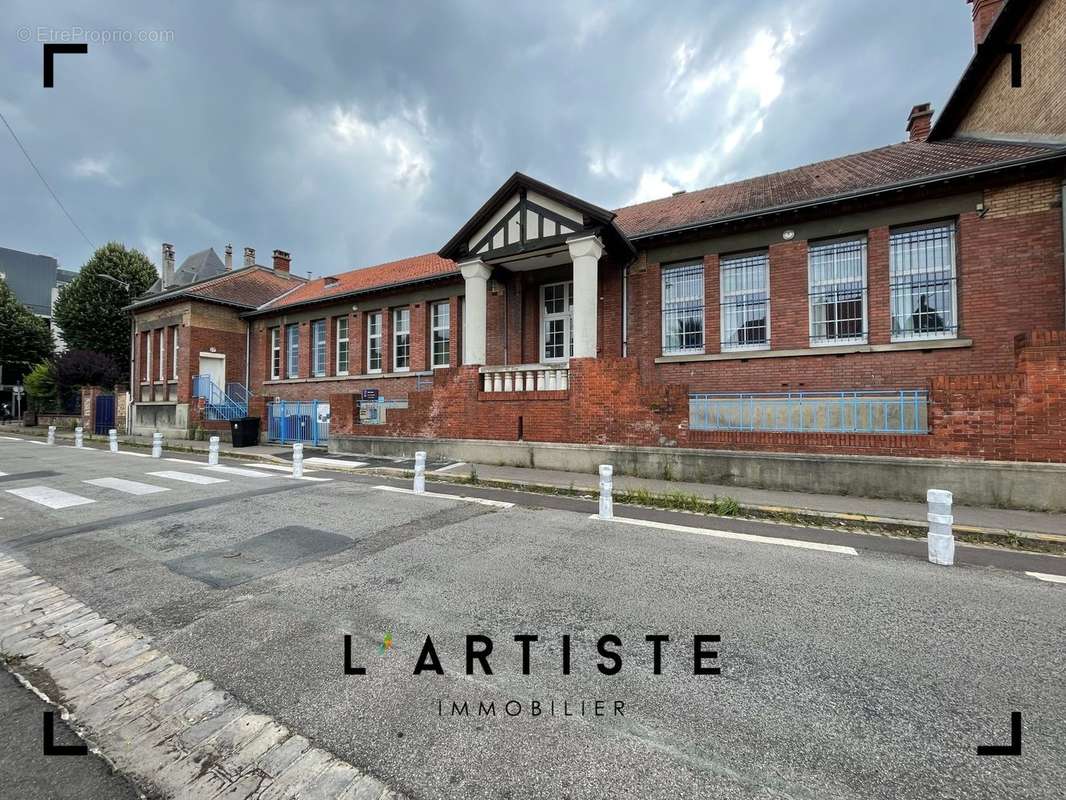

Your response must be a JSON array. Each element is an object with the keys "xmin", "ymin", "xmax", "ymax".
[
  {"xmin": 47, "ymin": 426, "xmax": 56, "ymax": 445},
  {"xmin": 208, "ymin": 436, "xmax": 220, "ymax": 466},
  {"xmin": 109, "ymin": 429, "xmax": 118, "ymax": 453},
  {"xmin": 598, "ymin": 464, "xmax": 614, "ymax": 520},
  {"xmin": 74, "ymin": 427, "xmax": 84, "ymax": 448},
  {"xmin": 413, "ymin": 451, "xmax": 426, "ymax": 494},
  {"xmin": 927, "ymin": 489, "xmax": 955, "ymax": 566},
  {"xmin": 292, "ymin": 442, "xmax": 304, "ymax": 479},
  {"xmin": 151, "ymin": 432, "xmax": 163, "ymax": 459}
]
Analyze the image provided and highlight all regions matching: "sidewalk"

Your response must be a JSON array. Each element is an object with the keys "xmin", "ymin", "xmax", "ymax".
[
  {"xmin": 430, "ymin": 461, "xmax": 1066, "ymax": 540},
  {"xmin": 9, "ymin": 423, "xmax": 1064, "ymax": 541}
]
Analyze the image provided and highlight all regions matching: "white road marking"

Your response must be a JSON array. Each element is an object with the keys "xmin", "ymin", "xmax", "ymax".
[
  {"xmin": 374, "ymin": 484, "xmax": 513, "ymax": 508},
  {"xmin": 204, "ymin": 465, "xmax": 273, "ymax": 478},
  {"xmin": 115, "ymin": 450, "xmax": 151, "ymax": 458},
  {"xmin": 5, "ymin": 486, "xmax": 96, "ymax": 509},
  {"xmin": 433, "ymin": 461, "xmax": 468, "ymax": 473},
  {"xmin": 305, "ymin": 457, "xmax": 368, "ymax": 469},
  {"xmin": 165, "ymin": 457, "xmax": 205, "ymax": 465},
  {"xmin": 0, "ymin": 472, "xmax": 6, "ymax": 477},
  {"xmin": 592, "ymin": 514, "xmax": 859, "ymax": 555},
  {"xmin": 241, "ymin": 462, "xmax": 315, "ymax": 473},
  {"xmin": 84, "ymin": 477, "xmax": 169, "ymax": 496},
  {"xmin": 0, "ymin": 436, "xmax": 24, "ymax": 441},
  {"xmin": 27, "ymin": 440, "xmax": 48, "ymax": 446},
  {"xmin": 147, "ymin": 470, "xmax": 228, "ymax": 485},
  {"xmin": 1026, "ymin": 571, "xmax": 1066, "ymax": 585}
]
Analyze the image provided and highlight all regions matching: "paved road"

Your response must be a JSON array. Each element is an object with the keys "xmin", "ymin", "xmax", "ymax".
[
  {"xmin": 0, "ymin": 671, "xmax": 140, "ymax": 799},
  {"xmin": 1, "ymin": 436, "xmax": 1064, "ymax": 799}
]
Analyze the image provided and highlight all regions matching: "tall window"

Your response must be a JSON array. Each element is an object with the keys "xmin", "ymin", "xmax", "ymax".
[
  {"xmin": 270, "ymin": 327, "xmax": 281, "ymax": 379},
  {"xmin": 311, "ymin": 319, "xmax": 326, "ymax": 377},
  {"xmin": 393, "ymin": 307, "xmax": 411, "ymax": 371},
  {"xmin": 286, "ymin": 323, "xmax": 299, "ymax": 378},
  {"xmin": 808, "ymin": 237, "xmax": 867, "ymax": 345},
  {"xmin": 145, "ymin": 330, "xmax": 152, "ymax": 381},
  {"xmin": 367, "ymin": 312, "xmax": 382, "ymax": 373},
  {"xmin": 170, "ymin": 325, "xmax": 179, "ymax": 380},
  {"xmin": 431, "ymin": 301, "xmax": 450, "ymax": 367},
  {"xmin": 720, "ymin": 252, "xmax": 769, "ymax": 350},
  {"xmin": 335, "ymin": 317, "xmax": 349, "ymax": 375},
  {"xmin": 158, "ymin": 327, "xmax": 166, "ymax": 381},
  {"xmin": 890, "ymin": 221, "xmax": 957, "ymax": 341},
  {"xmin": 661, "ymin": 263, "xmax": 704, "ymax": 355},
  {"xmin": 541, "ymin": 282, "xmax": 573, "ymax": 362}
]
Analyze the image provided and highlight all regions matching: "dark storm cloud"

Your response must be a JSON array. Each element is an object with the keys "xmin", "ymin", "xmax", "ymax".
[{"xmin": 0, "ymin": 0, "xmax": 975, "ymax": 278}]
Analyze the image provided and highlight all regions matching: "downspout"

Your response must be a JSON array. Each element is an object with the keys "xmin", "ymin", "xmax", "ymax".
[
  {"xmin": 244, "ymin": 322, "xmax": 250, "ymax": 394},
  {"xmin": 622, "ymin": 264, "xmax": 629, "ymax": 358},
  {"xmin": 1062, "ymin": 179, "xmax": 1066, "ymax": 328}
]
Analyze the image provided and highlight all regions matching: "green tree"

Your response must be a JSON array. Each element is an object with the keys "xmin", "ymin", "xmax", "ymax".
[
  {"xmin": 24, "ymin": 360, "xmax": 59, "ymax": 412},
  {"xmin": 52, "ymin": 242, "xmax": 157, "ymax": 368},
  {"xmin": 0, "ymin": 277, "xmax": 54, "ymax": 387}
]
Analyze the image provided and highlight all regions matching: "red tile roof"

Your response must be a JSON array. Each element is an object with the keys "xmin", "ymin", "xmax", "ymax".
[
  {"xmin": 256, "ymin": 252, "xmax": 457, "ymax": 313},
  {"xmin": 613, "ymin": 137, "xmax": 1065, "ymax": 238},
  {"xmin": 128, "ymin": 266, "xmax": 302, "ymax": 311}
]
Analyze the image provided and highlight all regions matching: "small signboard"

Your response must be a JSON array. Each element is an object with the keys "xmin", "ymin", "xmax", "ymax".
[{"xmin": 361, "ymin": 388, "xmax": 380, "ymax": 401}]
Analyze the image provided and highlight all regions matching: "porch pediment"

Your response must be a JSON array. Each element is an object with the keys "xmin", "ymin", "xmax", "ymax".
[{"xmin": 438, "ymin": 172, "xmax": 634, "ymax": 262}]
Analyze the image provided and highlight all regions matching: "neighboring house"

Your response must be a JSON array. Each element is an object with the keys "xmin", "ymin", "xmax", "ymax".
[
  {"xmin": 128, "ymin": 0, "xmax": 1066, "ymax": 500},
  {"xmin": 124, "ymin": 245, "xmax": 304, "ymax": 436}
]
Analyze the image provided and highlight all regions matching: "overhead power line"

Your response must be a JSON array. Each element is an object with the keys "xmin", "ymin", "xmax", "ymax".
[{"xmin": 0, "ymin": 109, "xmax": 95, "ymax": 249}]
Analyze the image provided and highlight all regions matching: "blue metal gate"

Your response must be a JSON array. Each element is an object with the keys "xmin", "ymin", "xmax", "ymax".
[
  {"xmin": 93, "ymin": 394, "xmax": 115, "ymax": 434},
  {"xmin": 266, "ymin": 400, "xmax": 329, "ymax": 445}
]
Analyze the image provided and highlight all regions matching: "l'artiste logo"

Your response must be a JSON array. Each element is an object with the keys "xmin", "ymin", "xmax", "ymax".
[{"xmin": 344, "ymin": 632, "xmax": 722, "ymax": 719}]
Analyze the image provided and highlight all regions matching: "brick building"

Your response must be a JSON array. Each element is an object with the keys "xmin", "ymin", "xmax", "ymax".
[{"xmin": 128, "ymin": 0, "xmax": 1066, "ymax": 499}]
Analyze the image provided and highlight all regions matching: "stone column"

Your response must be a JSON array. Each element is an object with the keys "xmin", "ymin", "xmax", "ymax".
[
  {"xmin": 568, "ymin": 235, "xmax": 604, "ymax": 359},
  {"xmin": 460, "ymin": 260, "xmax": 492, "ymax": 365}
]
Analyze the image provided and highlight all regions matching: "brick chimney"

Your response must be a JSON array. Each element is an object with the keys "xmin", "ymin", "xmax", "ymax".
[
  {"xmin": 968, "ymin": 0, "xmax": 1006, "ymax": 47},
  {"xmin": 907, "ymin": 103, "xmax": 934, "ymax": 142},
  {"xmin": 224, "ymin": 244, "xmax": 233, "ymax": 270},
  {"xmin": 272, "ymin": 249, "xmax": 291, "ymax": 274},
  {"xmin": 243, "ymin": 247, "xmax": 256, "ymax": 268},
  {"xmin": 161, "ymin": 243, "xmax": 175, "ymax": 288}
]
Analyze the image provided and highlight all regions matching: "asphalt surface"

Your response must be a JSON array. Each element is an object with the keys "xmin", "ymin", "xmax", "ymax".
[
  {"xmin": 1, "ymin": 436, "xmax": 1064, "ymax": 799},
  {"xmin": 0, "ymin": 671, "xmax": 141, "ymax": 799}
]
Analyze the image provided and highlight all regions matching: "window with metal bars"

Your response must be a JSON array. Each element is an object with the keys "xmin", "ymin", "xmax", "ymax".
[
  {"xmin": 890, "ymin": 221, "xmax": 958, "ymax": 341},
  {"xmin": 367, "ymin": 312, "xmax": 382, "ymax": 373},
  {"xmin": 720, "ymin": 252, "xmax": 769, "ymax": 350},
  {"xmin": 311, "ymin": 319, "xmax": 327, "ymax": 377},
  {"xmin": 270, "ymin": 327, "xmax": 281, "ymax": 379},
  {"xmin": 661, "ymin": 263, "xmax": 704, "ymax": 355},
  {"xmin": 431, "ymin": 301, "xmax": 450, "ymax": 367},
  {"xmin": 286, "ymin": 324, "xmax": 299, "ymax": 377},
  {"xmin": 393, "ymin": 307, "xmax": 411, "ymax": 371},
  {"xmin": 808, "ymin": 237, "xmax": 867, "ymax": 345}
]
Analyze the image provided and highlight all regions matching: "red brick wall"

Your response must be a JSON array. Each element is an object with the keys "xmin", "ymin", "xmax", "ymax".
[{"xmin": 332, "ymin": 331, "xmax": 1066, "ymax": 464}]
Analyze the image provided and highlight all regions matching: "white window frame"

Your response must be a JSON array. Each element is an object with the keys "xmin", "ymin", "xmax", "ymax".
[
  {"xmin": 286, "ymin": 323, "xmax": 299, "ymax": 378},
  {"xmin": 808, "ymin": 237, "xmax": 868, "ymax": 346},
  {"xmin": 170, "ymin": 325, "xmax": 179, "ymax": 380},
  {"xmin": 367, "ymin": 311, "xmax": 383, "ymax": 374},
  {"xmin": 335, "ymin": 316, "xmax": 349, "ymax": 375},
  {"xmin": 889, "ymin": 221, "xmax": 958, "ymax": 343},
  {"xmin": 158, "ymin": 327, "xmax": 166, "ymax": 381},
  {"xmin": 145, "ymin": 330, "xmax": 152, "ymax": 382},
  {"xmin": 393, "ymin": 307, "xmax": 411, "ymax": 372},
  {"xmin": 311, "ymin": 319, "xmax": 327, "ymax": 377},
  {"xmin": 540, "ymin": 281, "xmax": 573, "ymax": 363},
  {"xmin": 270, "ymin": 327, "xmax": 281, "ymax": 380},
  {"xmin": 720, "ymin": 252, "xmax": 770, "ymax": 352},
  {"xmin": 431, "ymin": 301, "xmax": 450, "ymax": 368},
  {"xmin": 661, "ymin": 263, "xmax": 705, "ymax": 356}
]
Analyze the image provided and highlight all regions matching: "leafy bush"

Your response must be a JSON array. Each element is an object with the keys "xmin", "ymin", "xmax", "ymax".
[
  {"xmin": 56, "ymin": 350, "xmax": 119, "ymax": 391},
  {"xmin": 24, "ymin": 361, "xmax": 59, "ymax": 412}
]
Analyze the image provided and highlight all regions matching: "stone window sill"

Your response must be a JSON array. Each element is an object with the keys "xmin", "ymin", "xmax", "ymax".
[
  {"xmin": 654, "ymin": 337, "xmax": 973, "ymax": 364},
  {"xmin": 264, "ymin": 370, "xmax": 431, "ymax": 385}
]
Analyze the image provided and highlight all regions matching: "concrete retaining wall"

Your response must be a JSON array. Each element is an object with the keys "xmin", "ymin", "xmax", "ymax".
[{"xmin": 331, "ymin": 435, "xmax": 1066, "ymax": 512}]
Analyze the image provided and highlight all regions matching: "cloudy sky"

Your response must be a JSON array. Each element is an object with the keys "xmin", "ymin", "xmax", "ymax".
[{"xmin": 1, "ymin": 0, "xmax": 977, "ymax": 278}]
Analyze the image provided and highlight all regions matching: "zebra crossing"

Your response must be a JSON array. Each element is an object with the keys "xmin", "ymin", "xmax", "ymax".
[{"xmin": 0, "ymin": 446, "xmax": 330, "ymax": 512}]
